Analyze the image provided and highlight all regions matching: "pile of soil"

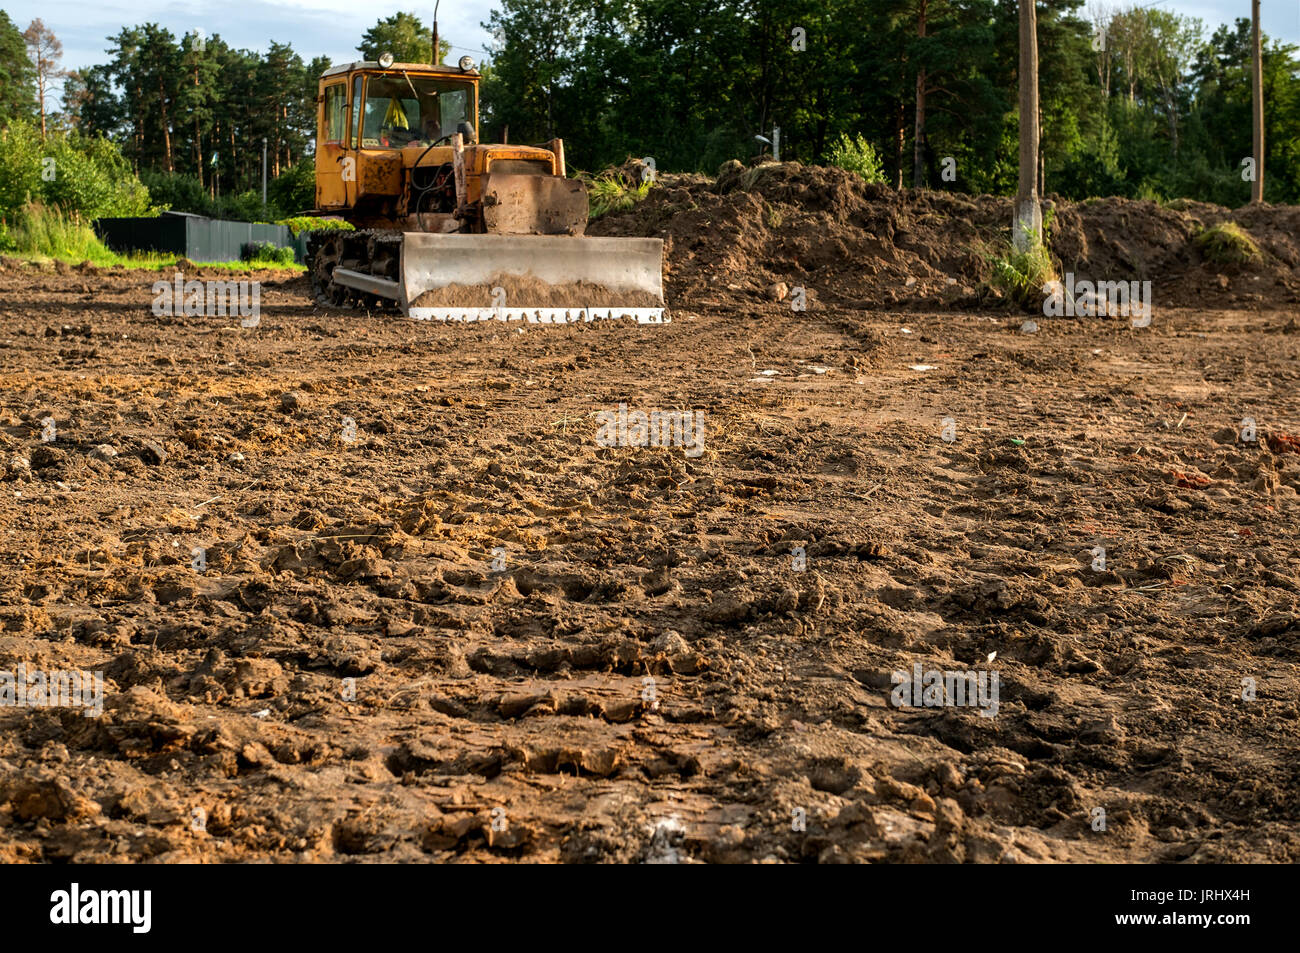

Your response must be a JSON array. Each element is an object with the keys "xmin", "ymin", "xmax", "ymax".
[{"xmin": 588, "ymin": 161, "xmax": 1300, "ymax": 312}]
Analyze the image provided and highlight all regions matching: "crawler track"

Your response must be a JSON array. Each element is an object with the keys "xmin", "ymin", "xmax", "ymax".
[{"xmin": 306, "ymin": 228, "xmax": 404, "ymax": 311}]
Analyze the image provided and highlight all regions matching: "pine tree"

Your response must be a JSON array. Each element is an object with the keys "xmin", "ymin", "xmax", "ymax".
[
  {"xmin": 22, "ymin": 18, "xmax": 67, "ymax": 139},
  {"xmin": 0, "ymin": 11, "xmax": 35, "ymax": 124}
]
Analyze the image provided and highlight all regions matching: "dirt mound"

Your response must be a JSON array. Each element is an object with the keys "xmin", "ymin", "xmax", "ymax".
[{"xmin": 588, "ymin": 161, "xmax": 1300, "ymax": 312}]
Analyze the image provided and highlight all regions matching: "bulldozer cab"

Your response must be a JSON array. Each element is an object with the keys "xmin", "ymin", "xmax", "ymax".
[{"xmin": 315, "ymin": 62, "xmax": 479, "ymax": 211}]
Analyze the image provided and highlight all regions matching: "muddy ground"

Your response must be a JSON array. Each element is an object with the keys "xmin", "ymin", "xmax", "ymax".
[{"xmin": 1, "ymin": 178, "xmax": 1299, "ymax": 863}]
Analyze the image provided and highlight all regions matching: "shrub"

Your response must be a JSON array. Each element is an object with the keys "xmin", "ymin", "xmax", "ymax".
[
  {"xmin": 827, "ymin": 133, "xmax": 886, "ymax": 184},
  {"xmin": 0, "ymin": 121, "xmax": 42, "ymax": 220},
  {"xmin": 0, "ymin": 120, "xmax": 151, "ymax": 223},
  {"xmin": 268, "ymin": 160, "xmax": 317, "ymax": 216},
  {"xmin": 988, "ymin": 211, "xmax": 1058, "ymax": 308},
  {"xmin": 216, "ymin": 190, "xmax": 275, "ymax": 224},
  {"xmin": 241, "ymin": 240, "xmax": 295, "ymax": 266},
  {"xmin": 41, "ymin": 133, "xmax": 152, "ymax": 218}
]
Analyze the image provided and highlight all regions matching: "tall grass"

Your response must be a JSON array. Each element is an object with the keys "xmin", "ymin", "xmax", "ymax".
[{"xmin": 4, "ymin": 205, "xmax": 120, "ymax": 264}]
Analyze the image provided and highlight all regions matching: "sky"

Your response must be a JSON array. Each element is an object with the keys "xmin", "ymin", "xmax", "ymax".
[
  {"xmin": 3, "ymin": 0, "xmax": 1299, "ymax": 79},
  {"xmin": 2, "ymin": 1, "xmax": 500, "ymax": 76}
]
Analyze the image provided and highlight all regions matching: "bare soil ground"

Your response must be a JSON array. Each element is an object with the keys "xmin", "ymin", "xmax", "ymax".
[{"xmin": 2, "ymin": 173, "xmax": 1299, "ymax": 863}]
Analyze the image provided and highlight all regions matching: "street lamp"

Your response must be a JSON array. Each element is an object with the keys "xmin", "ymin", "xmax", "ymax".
[{"xmin": 754, "ymin": 127, "xmax": 781, "ymax": 162}]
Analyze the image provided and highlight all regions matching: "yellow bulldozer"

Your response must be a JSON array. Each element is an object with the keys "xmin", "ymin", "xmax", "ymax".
[{"xmin": 304, "ymin": 51, "xmax": 664, "ymax": 322}]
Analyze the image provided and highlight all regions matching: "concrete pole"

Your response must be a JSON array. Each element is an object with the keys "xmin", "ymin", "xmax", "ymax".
[
  {"xmin": 1013, "ymin": 0, "xmax": 1042, "ymax": 252},
  {"xmin": 1251, "ymin": 0, "xmax": 1264, "ymax": 203},
  {"xmin": 262, "ymin": 137, "xmax": 268, "ymax": 206}
]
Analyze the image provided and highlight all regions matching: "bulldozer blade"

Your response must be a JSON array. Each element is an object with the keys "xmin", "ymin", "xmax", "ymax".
[
  {"xmin": 480, "ymin": 173, "xmax": 590, "ymax": 236},
  {"xmin": 400, "ymin": 233, "xmax": 666, "ymax": 324}
]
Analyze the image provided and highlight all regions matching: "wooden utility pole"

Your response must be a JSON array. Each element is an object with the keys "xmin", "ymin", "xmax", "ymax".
[
  {"xmin": 1251, "ymin": 0, "xmax": 1264, "ymax": 203},
  {"xmin": 1014, "ymin": 0, "xmax": 1042, "ymax": 250}
]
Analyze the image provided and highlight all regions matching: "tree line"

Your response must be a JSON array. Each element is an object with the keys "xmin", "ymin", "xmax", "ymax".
[
  {"xmin": 0, "ymin": 11, "xmax": 439, "ymax": 220},
  {"xmin": 482, "ymin": 0, "xmax": 1299, "ymax": 205},
  {"xmin": 1, "ymin": 2, "xmax": 1297, "ymax": 219}
]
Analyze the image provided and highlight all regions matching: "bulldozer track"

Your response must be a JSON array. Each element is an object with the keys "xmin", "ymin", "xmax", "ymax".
[{"xmin": 306, "ymin": 228, "xmax": 405, "ymax": 312}]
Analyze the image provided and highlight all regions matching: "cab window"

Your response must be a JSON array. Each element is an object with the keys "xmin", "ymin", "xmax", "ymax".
[
  {"xmin": 323, "ymin": 84, "xmax": 346, "ymax": 143},
  {"xmin": 351, "ymin": 76, "xmax": 363, "ymax": 149},
  {"xmin": 360, "ymin": 75, "xmax": 476, "ymax": 149}
]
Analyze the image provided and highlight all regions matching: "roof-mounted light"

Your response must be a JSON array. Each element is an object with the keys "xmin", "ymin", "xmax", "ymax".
[{"xmin": 378, "ymin": 52, "xmax": 395, "ymax": 68}]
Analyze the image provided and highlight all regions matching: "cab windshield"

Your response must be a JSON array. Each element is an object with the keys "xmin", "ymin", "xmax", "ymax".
[{"xmin": 361, "ymin": 74, "xmax": 475, "ymax": 149}]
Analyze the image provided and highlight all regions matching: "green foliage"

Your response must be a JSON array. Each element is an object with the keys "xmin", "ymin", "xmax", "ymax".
[
  {"xmin": 23, "ymin": 2, "xmax": 1300, "ymax": 210},
  {"xmin": 0, "ymin": 202, "xmax": 307, "ymax": 270},
  {"xmin": 358, "ymin": 13, "xmax": 450, "ymax": 65},
  {"xmin": 42, "ymin": 133, "xmax": 153, "ymax": 218},
  {"xmin": 280, "ymin": 217, "xmax": 353, "ymax": 237},
  {"xmin": 139, "ymin": 170, "xmax": 215, "ymax": 216},
  {"xmin": 242, "ymin": 240, "xmax": 295, "ymax": 265},
  {"xmin": 0, "ymin": 120, "xmax": 42, "ymax": 218},
  {"xmin": 1195, "ymin": 222, "xmax": 1261, "ymax": 265},
  {"xmin": 141, "ymin": 163, "xmax": 314, "ymax": 222},
  {"xmin": 988, "ymin": 212, "xmax": 1058, "ymax": 309},
  {"xmin": 0, "ymin": 119, "xmax": 152, "ymax": 223},
  {"xmin": 4, "ymin": 204, "xmax": 119, "ymax": 263},
  {"xmin": 268, "ymin": 160, "xmax": 316, "ymax": 216},
  {"xmin": 989, "ymin": 243, "xmax": 1057, "ymax": 308},
  {"xmin": 0, "ymin": 10, "xmax": 35, "ymax": 124},
  {"xmin": 1134, "ymin": 182, "xmax": 1166, "ymax": 203},
  {"xmin": 76, "ymin": 26, "xmax": 329, "ymax": 204},
  {"xmin": 474, "ymin": 0, "xmax": 1300, "ymax": 205},
  {"xmin": 206, "ymin": 191, "xmax": 271, "ymax": 224},
  {"xmin": 826, "ymin": 133, "xmax": 886, "ymax": 183}
]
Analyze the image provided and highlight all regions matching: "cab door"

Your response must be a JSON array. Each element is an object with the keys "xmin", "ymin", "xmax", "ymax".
[{"xmin": 316, "ymin": 81, "xmax": 349, "ymax": 209}]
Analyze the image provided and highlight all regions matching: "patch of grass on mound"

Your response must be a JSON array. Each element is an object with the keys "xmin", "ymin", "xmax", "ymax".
[
  {"xmin": 1195, "ymin": 222, "xmax": 1261, "ymax": 266},
  {"xmin": 584, "ymin": 168, "xmax": 653, "ymax": 219}
]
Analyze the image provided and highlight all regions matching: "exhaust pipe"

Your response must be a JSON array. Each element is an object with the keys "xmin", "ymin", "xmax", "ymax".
[{"xmin": 431, "ymin": 1, "xmax": 440, "ymax": 64}]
